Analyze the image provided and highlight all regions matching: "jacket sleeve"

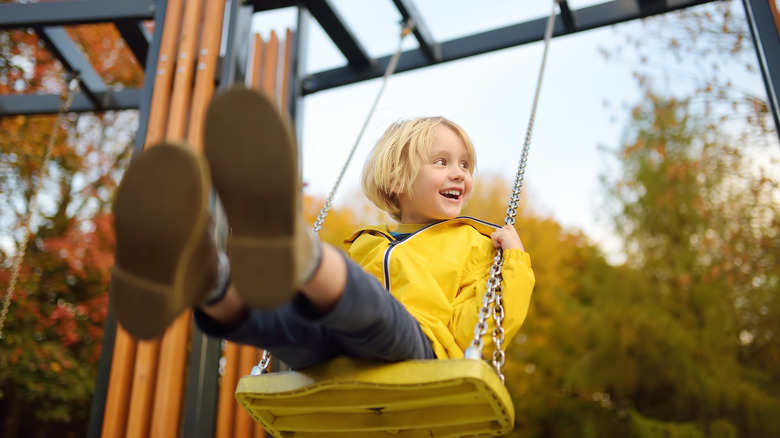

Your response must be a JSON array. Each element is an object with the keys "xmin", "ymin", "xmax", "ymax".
[{"xmin": 451, "ymin": 248, "xmax": 535, "ymax": 355}]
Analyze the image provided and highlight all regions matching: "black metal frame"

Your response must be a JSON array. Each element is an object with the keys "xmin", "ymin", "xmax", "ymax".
[
  {"xmin": 2, "ymin": 0, "xmax": 779, "ymax": 436},
  {"xmin": 743, "ymin": 0, "xmax": 780, "ymax": 136},
  {"xmin": 4, "ymin": 0, "xmax": 749, "ymax": 114},
  {"xmin": 0, "ymin": 0, "xmax": 155, "ymax": 115},
  {"xmin": 299, "ymin": 0, "xmax": 721, "ymax": 94}
]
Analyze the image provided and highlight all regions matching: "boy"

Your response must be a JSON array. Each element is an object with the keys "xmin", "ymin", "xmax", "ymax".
[{"xmin": 110, "ymin": 88, "xmax": 534, "ymax": 369}]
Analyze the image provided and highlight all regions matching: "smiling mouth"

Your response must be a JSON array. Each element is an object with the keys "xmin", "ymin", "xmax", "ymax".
[{"xmin": 440, "ymin": 190, "xmax": 461, "ymax": 201}]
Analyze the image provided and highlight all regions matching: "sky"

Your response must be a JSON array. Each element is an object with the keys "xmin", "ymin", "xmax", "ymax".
[{"xmin": 251, "ymin": 0, "xmax": 773, "ymax": 262}]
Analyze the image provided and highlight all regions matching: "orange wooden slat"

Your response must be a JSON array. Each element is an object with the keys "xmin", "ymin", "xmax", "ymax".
[
  {"xmin": 102, "ymin": 0, "xmax": 184, "ymax": 435},
  {"xmin": 123, "ymin": 0, "xmax": 192, "ymax": 432},
  {"xmin": 125, "ymin": 339, "xmax": 162, "ymax": 438},
  {"xmin": 101, "ymin": 326, "xmax": 137, "ymax": 437},
  {"xmin": 149, "ymin": 312, "xmax": 192, "ymax": 438},
  {"xmin": 187, "ymin": 0, "xmax": 228, "ymax": 152},
  {"xmin": 261, "ymin": 31, "xmax": 279, "ymax": 98},
  {"xmin": 250, "ymin": 33, "xmax": 264, "ymax": 90},
  {"xmin": 770, "ymin": 0, "xmax": 780, "ymax": 37},
  {"xmin": 165, "ymin": 0, "xmax": 206, "ymax": 140},
  {"xmin": 216, "ymin": 342, "xmax": 240, "ymax": 438},
  {"xmin": 280, "ymin": 29, "xmax": 294, "ymax": 115},
  {"xmin": 145, "ymin": 0, "xmax": 185, "ymax": 146},
  {"xmin": 148, "ymin": 0, "xmax": 213, "ymax": 435}
]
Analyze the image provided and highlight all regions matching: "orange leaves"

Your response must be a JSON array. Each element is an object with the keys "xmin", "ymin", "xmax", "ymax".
[
  {"xmin": 64, "ymin": 23, "xmax": 144, "ymax": 88},
  {"xmin": 623, "ymin": 139, "xmax": 644, "ymax": 159},
  {"xmin": 0, "ymin": 29, "xmax": 61, "ymax": 94},
  {"xmin": 652, "ymin": 140, "xmax": 668, "ymax": 161}
]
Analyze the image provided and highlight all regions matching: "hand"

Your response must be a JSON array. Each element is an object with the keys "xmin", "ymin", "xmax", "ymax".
[{"xmin": 491, "ymin": 225, "xmax": 524, "ymax": 251}]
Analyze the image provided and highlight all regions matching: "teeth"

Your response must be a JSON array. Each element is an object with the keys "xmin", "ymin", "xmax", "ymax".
[{"xmin": 441, "ymin": 190, "xmax": 460, "ymax": 197}]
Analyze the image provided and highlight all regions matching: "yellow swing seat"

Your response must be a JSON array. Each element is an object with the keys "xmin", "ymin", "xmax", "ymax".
[{"xmin": 235, "ymin": 357, "xmax": 515, "ymax": 437}]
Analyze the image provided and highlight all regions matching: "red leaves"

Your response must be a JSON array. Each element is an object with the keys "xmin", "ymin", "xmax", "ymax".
[
  {"xmin": 42, "ymin": 213, "xmax": 116, "ymax": 281},
  {"xmin": 64, "ymin": 23, "xmax": 144, "ymax": 88}
]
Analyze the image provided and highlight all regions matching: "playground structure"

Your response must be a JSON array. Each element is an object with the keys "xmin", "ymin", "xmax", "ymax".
[{"xmin": 1, "ymin": 1, "xmax": 780, "ymax": 437}]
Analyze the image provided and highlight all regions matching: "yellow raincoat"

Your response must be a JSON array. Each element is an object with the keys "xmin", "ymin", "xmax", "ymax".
[{"xmin": 345, "ymin": 217, "xmax": 535, "ymax": 359}]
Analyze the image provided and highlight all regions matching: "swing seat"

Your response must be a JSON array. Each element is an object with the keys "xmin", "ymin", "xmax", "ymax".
[{"xmin": 235, "ymin": 357, "xmax": 515, "ymax": 437}]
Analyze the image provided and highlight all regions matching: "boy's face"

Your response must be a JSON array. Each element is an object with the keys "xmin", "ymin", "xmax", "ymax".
[{"xmin": 397, "ymin": 126, "xmax": 473, "ymax": 224}]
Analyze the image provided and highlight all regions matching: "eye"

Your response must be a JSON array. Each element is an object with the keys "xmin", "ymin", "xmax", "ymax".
[
  {"xmin": 460, "ymin": 161, "xmax": 469, "ymax": 169},
  {"xmin": 433, "ymin": 158, "xmax": 446, "ymax": 166}
]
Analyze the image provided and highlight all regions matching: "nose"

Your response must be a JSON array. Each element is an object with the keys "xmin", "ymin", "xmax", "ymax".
[{"xmin": 448, "ymin": 164, "xmax": 465, "ymax": 181}]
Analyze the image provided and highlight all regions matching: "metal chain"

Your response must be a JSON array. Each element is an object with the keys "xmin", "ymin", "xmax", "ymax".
[
  {"xmin": 312, "ymin": 20, "xmax": 412, "ymax": 234},
  {"xmin": 0, "ymin": 75, "xmax": 80, "ymax": 339},
  {"xmin": 254, "ymin": 21, "xmax": 412, "ymax": 373},
  {"xmin": 463, "ymin": 0, "xmax": 558, "ymax": 383},
  {"xmin": 254, "ymin": 1, "xmax": 558, "ymax": 377},
  {"xmin": 251, "ymin": 350, "xmax": 272, "ymax": 375}
]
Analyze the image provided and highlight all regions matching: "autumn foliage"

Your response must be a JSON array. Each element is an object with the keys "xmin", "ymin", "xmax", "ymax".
[{"xmin": 1, "ymin": 19, "xmax": 138, "ymax": 438}]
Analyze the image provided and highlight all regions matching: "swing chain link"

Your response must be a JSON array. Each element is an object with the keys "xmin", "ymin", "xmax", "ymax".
[
  {"xmin": 259, "ymin": 0, "xmax": 558, "ymax": 378},
  {"xmin": 464, "ymin": 0, "xmax": 557, "ymax": 382},
  {"xmin": 251, "ymin": 350, "xmax": 272, "ymax": 375},
  {"xmin": 0, "ymin": 74, "xmax": 80, "ymax": 340}
]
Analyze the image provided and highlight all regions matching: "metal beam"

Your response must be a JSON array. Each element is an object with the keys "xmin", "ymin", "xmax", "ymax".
[
  {"xmin": 130, "ymin": 0, "xmax": 170, "ymax": 157},
  {"xmin": 289, "ymin": 6, "xmax": 311, "ymax": 129},
  {"xmin": 559, "ymin": 0, "xmax": 578, "ymax": 32},
  {"xmin": 302, "ymin": 0, "xmax": 373, "ymax": 70},
  {"xmin": 246, "ymin": 0, "xmax": 297, "ymax": 12},
  {"xmin": 742, "ymin": 0, "xmax": 780, "ymax": 141},
  {"xmin": 392, "ymin": 0, "xmax": 442, "ymax": 62},
  {"xmin": 637, "ymin": 0, "xmax": 670, "ymax": 16},
  {"xmin": 218, "ymin": 1, "xmax": 254, "ymax": 86},
  {"xmin": 34, "ymin": 26, "xmax": 108, "ymax": 110},
  {"xmin": 0, "ymin": 0, "xmax": 155, "ymax": 29},
  {"xmin": 0, "ymin": 89, "xmax": 141, "ymax": 116},
  {"xmin": 182, "ymin": 328, "xmax": 222, "ymax": 438},
  {"xmin": 85, "ymin": 315, "xmax": 117, "ymax": 438},
  {"xmin": 115, "ymin": 19, "xmax": 152, "ymax": 66},
  {"xmin": 303, "ymin": 0, "xmax": 717, "ymax": 95}
]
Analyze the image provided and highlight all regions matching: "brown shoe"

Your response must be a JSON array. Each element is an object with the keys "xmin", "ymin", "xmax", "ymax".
[
  {"xmin": 204, "ymin": 87, "xmax": 319, "ymax": 309},
  {"xmin": 110, "ymin": 143, "xmax": 218, "ymax": 339}
]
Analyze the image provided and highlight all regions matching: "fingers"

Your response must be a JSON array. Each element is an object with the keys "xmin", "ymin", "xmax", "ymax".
[{"xmin": 491, "ymin": 225, "xmax": 524, "ymax": 251}]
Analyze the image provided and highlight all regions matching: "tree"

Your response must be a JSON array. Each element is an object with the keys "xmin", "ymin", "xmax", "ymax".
[
  {"xmin": 462, "ymin": 175, "xmax": 627, "ymax": 437},
  {"xmin": 599, "ymin": 92, "xmax": 780, "ymax": 436},
  {"xmin": 600, "ymin": 0, "xmax": 773, "ymax": 142},
  {"xmin": 574, "ymin": 3, "xmax": 780, "ymax": 434},
  {"xmin": 0, "ymin": 21, "xmax": 140, "ymax": 438},
  {"xmin": 302, "ymin": 188, "xmax": 392, "ymax": 251},
  {"xmin": 491, "ymin": 94, "xmax": 779, "ymax": 438}
]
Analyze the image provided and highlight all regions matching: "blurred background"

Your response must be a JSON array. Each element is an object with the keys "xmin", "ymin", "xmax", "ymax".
[{"xmin": 1, "ymin": 0, "xmax": 778, "ymax": 437}]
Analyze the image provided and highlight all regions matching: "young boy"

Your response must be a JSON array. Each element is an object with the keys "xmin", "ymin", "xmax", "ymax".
[{"xmin": 110, "ymin": 88, "xmax": 534, "ymax": 369}]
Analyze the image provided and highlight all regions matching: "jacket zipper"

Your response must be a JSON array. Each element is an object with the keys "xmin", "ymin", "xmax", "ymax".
[
  {"xmin": 378, "ymin": 216, "xmax": 501, "ymax": 291},
  {"xmin": 381, "ymin": 220, "xmax": 445, "ymax": 292}
]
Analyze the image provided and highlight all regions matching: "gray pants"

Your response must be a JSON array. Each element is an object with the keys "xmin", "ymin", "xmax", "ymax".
[{"xmin": 194, "ymin": 253, "xmax": 436, "ymax": 369}]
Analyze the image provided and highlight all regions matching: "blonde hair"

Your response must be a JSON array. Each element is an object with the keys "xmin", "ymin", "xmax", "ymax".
[{"xmin": 361, "ymin": 116, "xmax": 476, "ymax": 222}]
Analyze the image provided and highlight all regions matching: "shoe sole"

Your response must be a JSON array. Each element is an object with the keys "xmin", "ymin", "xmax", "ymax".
[
  {"xmin": 110, "ymin": 143, "xmax": 213, "ymax": 339},
  {"xmin": 204, "ymin": 88, "xmax": 298, "ymax": 308}
]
